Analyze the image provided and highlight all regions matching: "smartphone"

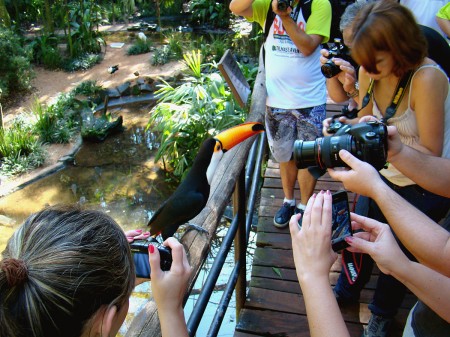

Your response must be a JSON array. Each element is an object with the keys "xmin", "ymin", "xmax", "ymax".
[
  {"xmin": 331, "ymin": 190, "xmax": 352, "ymax": 252},
  {"xmin": 130, "ymin": 239, "xmax": 172, "ymax": 279}
]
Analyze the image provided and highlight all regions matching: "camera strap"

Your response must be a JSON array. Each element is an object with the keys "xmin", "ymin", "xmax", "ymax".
[{"xmin": 360, "ymin": 70, "xmax": 414, "ymax": 123}]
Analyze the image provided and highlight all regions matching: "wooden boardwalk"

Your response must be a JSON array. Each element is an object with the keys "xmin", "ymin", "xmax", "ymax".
[{"xmin": 234, "ymin": 104, "xmax": 417, "ymax": 337}]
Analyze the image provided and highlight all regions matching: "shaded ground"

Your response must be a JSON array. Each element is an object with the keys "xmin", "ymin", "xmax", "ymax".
[{"xmin": 1, "ymin": 30, "xmax": 186, "ymax": 196}]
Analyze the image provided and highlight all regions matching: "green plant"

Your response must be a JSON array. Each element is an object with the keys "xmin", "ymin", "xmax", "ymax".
[
  {"xmin": 30, "ymin": 94, "xmax": 80, "ymax": 144},
  {"xmin": 0, "ymin": 120, "xmax": 45, "ymax": 177},
  {"xmin": 151, "ymin": 45, "xmax": 172, "ymax": 66},
  {"xmin": 73, "ymin": 80, "xmax": 103, "ymax": 97},
  {"xmin": 62, "ymin": 53, "xmax": 103, "ymax": 72},
  {"xmin": 148, "ymin": 50, "xmax": 245, "ymax": 181},
  {"xmin": 30, "ymin": 33, "xmax": 62, "ymax": 69},
  {"xmin": 189, "ymin": 0, "xmax": 231, "ymax": 29},
  {"xmin": 66, "ymin": 1, "xmax": 105, "ymax": 58},
  {"xmin": 0, "ymin": 27, "xmax": 34, "ymax": 105},
  {"xmin": 127, "ymin": 38, "xmax": 153, "ymax": 55}
]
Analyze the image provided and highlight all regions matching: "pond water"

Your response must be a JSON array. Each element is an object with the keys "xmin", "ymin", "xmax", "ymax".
[{"xmin": 0, "ymin": 102, "xmax": 256, "ymax": 336}]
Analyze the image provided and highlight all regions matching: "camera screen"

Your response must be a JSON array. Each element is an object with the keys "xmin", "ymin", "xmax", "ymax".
[
  {"xmin": 133, "ymin": 251, "xmax": 151, "ymax": 279},
  {"xmin": 331, "ymin": 192, "xmax": 352, "ymax": 252}
]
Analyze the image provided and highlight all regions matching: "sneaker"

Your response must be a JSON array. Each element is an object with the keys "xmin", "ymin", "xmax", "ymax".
[
  {"xmin": 294, "ymin": 207, "xmax": 304, "ymax": 228},
  {"xmin": 273, "ymin": 202, "xmax": 295, "ymax": 228},
  {"xmin": 362, "ymin": 314, "xmax": 393, "ymax": 337}
]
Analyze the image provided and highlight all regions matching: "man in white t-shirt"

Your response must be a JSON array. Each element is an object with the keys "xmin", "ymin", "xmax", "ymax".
[{"xmin": 230, "ymin": 0, "xmax": 331, "ymax": 228}]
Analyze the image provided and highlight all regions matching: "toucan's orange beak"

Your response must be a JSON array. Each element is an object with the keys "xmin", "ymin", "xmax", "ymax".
[{"xmin": 214, "ymin": 122, "xmax": 264, "ymax": 152}]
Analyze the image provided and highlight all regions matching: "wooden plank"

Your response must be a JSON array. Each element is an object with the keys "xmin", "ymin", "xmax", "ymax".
[{"xmin": 235, "ymin": 308, "xmax": 363, "ymax": 337}]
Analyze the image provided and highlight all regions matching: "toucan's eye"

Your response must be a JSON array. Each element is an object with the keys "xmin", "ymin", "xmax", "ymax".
[{"xmin": 216, "ymin": 144, "xmax": 221, "ymax": 151}]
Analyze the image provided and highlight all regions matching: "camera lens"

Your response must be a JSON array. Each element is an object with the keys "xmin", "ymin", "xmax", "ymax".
[
  {"xmin": 320, "ymin": 135, "xmax": 354, "ymax": 168},
  {"xmin": 293, "ymin": 139, "xmax": 321, "ymax": 169},
  {"xmin": 277, "ymin": 0, "xmax": 289, "ymax": 10},
  {"xmin": 321, "ymin": 60, "xmax": 342, "ymax": 78}
]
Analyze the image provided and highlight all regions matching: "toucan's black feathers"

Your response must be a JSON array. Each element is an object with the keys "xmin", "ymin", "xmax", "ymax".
[{"xmin": 147, "ymin": 138, "xmax": 216, "ymax": 239}]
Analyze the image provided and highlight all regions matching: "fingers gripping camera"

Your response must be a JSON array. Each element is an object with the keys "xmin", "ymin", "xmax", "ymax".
[
  {"xmin": 130, "ymin": 239, "xmax": 173, "ymax": 279},
  {"xmin": 294, "ymin": 121, "xmax": 388, "ymax": 171}
]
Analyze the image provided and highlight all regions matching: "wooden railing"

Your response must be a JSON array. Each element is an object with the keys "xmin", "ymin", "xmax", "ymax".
[{"xmin": 125, "ymin": 64, "xmax": 267, "ymax": 336}]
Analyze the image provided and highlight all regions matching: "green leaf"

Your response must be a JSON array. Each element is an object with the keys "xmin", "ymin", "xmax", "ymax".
[{"xmin": 272, "ymin": 267, "xmax": 282, "ymax": 278}]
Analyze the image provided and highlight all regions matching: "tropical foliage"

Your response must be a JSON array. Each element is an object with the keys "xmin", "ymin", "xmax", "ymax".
[
  {"xmin": 0, "ymin": 27, "xmax": 34, "ymax": 105},
  {"xmin": 148, "ymin": 50, "xmax": 245, "ymax": 181}
]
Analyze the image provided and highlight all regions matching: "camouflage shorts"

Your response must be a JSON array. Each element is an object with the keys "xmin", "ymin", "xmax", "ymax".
[{"xmin": 265, "ymin": 105, "xmax": 326, "ymax": 162}]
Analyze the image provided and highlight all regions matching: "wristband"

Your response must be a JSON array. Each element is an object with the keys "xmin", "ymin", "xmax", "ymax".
[{"xmin": 346, "ymin": 89, "xmax": 359, "ymax": 98}]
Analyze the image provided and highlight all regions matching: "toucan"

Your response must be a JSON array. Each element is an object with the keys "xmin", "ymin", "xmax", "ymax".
[{"xmin": 148, "ymin": 122, "xmax": 264, "ymax": 240}]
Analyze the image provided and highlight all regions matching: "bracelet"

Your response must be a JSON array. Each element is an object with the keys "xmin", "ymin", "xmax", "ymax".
[{"xmin": 346, "ymin": 89, "xmax": 359, "ymax": 98}]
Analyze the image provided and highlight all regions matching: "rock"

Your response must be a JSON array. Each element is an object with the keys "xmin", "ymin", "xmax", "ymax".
[
  {"xmin": 106, "ymin": 87, "xmax": 121, "ymax": 98},
  {"xmin": 139, "ymin": 83, "xmax": 153, "ymax": 92},
  {"xmin": 117, "ymin": 81, "xmax": 131, "ymax": 96}
]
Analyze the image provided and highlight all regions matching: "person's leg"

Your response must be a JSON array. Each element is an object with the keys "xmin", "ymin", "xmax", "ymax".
[
  {"xmin": 280, "ymin": 161, "xmax": 297, "ymax": 200},
  {"xmin": 294, "ymin": 104, "xmax": 326, "ymax": 220},
  {"xmin": 265, "ymin": 107, "xmax": 297, "ymax": 228},
  {"xmin": 298, "ymin": 167, "xmax": 316, "ymax": 205}
]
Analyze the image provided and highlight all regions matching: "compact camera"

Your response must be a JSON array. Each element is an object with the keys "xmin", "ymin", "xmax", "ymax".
[
  {"xmin": 130, "ymin": 239, "xmax": 172, "ymax": 279},
  {"xmin": 321, "ymin": 38, "xmax": 353, "ymax": 78},
  {"xmin": 331, "ymin": 191, "xmax": 352, "ymax": 252},
  {"xmin": 277, "ymin": 0, "xmax": 292, "ymax": 11},
  {"xmin": 293, "ymin": 121, "xmax": 388, "ymax": 171}
]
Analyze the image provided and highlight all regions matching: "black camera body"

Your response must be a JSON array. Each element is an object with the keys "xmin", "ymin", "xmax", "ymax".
[
  {"xmin": 293, "ymin": 121, "xmax": 388, "ymax": 171},
  {"xmin": 277, "ymin": 0, "xmax": 292, "ymax": 11},
  {"xmin": 130, "ymin": 239, "xmax": 172, "ymax": 278},
  {"xmin": 321, "ymin": 38, "xmax": 353, "ymax": 78}
]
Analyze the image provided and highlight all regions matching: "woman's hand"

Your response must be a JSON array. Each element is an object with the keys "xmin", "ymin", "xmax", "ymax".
[
  {"xmin": 149, "ymin": 237, "xmax": 192, "ymax": 312},
  {"xmin": 289, "ymin": 191, "xmax": 337, "ymax": 283},
  {"xmin": 345, "ymin": 213, "xmax": 410, "ymax": 276},
  {"xmin": 124, "ymin": 229, "xmax": 150, "ymax": 243},
  {"xmin": 322, "ymin": 116, "xmax": 351, "ymax": 136},
  {"xmin": 328, "ymin": 150, "xmax": 385, "ymax": 198},
  {"xmin": 386, "ymin": 125, "xmax": 405, "ymax": 162}
]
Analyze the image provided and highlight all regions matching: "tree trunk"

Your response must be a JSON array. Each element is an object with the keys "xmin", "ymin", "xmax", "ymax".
[
  {"xmin": 43, "ymin": 0, "xmax": 54, "ymax": 33},
  {"xmin": 0, "ymin": 0, "xmax": 11, "ymax": 27}
]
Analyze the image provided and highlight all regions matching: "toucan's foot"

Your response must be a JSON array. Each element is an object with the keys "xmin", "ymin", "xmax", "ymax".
[{"xmin": 184, "ymin": 223, "xmax": 209, "ymax": 236}]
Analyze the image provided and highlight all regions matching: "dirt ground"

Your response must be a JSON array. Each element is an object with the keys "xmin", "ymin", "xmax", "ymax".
[
  {"xmin": 1, "ymin": 40, "xmax": 186, "ymax": 195},
  {"xmin": 4, "ymin": 43, "xmax": 185, "ymax": 123}
]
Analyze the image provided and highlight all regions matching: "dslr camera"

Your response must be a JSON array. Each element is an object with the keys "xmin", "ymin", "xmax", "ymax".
[
  {"xmin": 130, "ymin": 238, "xmax": 172, "ymax": 278},
  {"xmin": 277, "ymin": 0, "xmax": 292, "ymax": 11},
  {"xmin": 321, "ymin": 38, "xmax": 353, "ymax": 78},
  {"xmin": 293, "ymin": 121, "xmax": 388, "ymax": 171}
]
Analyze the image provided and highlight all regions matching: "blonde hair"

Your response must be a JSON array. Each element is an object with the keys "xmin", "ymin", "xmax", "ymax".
[
  {"xmin": 350, "ymin": 0, "xmax": 427, "ymax": 77},
  {"xmin": 0, "ymin": 205, "xmax": 135, "ymax": 337}
]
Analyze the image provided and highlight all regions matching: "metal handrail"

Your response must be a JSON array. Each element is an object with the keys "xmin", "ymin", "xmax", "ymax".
[{"xmin": 186, "ymin": 132, "xmax": 266, "ymax": 337}]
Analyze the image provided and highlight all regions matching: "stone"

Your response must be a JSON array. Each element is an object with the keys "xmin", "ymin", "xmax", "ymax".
[
  {"xmin": 106, "ymin": 87, "xmax": 121, "ymax": 98},
  {"xmin": 117, "ymin": 81, "xmax": 131, "ymax": 96}
]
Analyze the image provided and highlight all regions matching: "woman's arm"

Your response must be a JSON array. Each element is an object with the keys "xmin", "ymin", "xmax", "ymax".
[
  {"xmin": 290, "ymin": 191, "xmax": 350, "ymax": 337},
  {"xmin": 346, "ymin": 215, "xmax": 450, "ymax": 322},
  {"xmin": 149, "ymin": 237, "xmax": 191, "ymax": 337},
  {"xmin": 409, "ymin": 65, "xmax": 447, "ymax": 156},
  {"xmin": 229, "ymin": 0, "xmax": 254, "ymax": 18}
]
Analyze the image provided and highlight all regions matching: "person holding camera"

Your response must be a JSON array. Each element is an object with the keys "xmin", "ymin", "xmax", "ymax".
[
  {"xmin": 230, "ymin": 0, "xmax": 331, "ymax": 228},
  {"xmin": 327, "ymin": 129, "xmax": 450, "ymax": 336},
  {"xmin": 289, "ymin": 190, "xmax": 450, "ymax": 337},
  {"xmin": 321, "ymin": 0, "xmax": 450, "ymax": 115},
  {"xmin": 0, "ymin": 205, "xmax": 191, "ymax": 337},
  {"xmin": 318, "ymin": 1, "xmax": 450, "ymax": 336}
]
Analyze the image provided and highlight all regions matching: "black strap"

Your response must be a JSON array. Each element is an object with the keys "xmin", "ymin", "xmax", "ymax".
[{"xmin": 360, "ymin": 70, "xmax": 413, "ymax": 123}]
